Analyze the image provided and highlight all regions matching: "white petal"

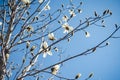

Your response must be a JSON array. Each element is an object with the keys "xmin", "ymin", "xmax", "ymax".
[
  {"xmin": 48, "ymin": 33, "xmax": 55, "ymax": 40},
  {"xmin": 63, "ymin": 30, "xmax": 68, "ymax": 33},
  {"xmin": 54, "ymin": 65, "xmax": 60, "ymax": 70},
  {"xmin": 38, "ymin": 0, "xmax": 43, "ymax": 4},
  {"xmin": 0, "ymin": 22, "xmax": 2, "ymax": 26},
  {"xmin": 21, "ymin": 0, "xmax": 30, "ymax": 4},
  {"xmin": 44, "ymin": 5, "xmax": 50, "ymax": 10},
  {"xmin": 43, "ymin": 53, "xmax": 47, "ymax": 58},
  {"xmin": 47, "ymin": 51, "xmax": 52, "ymax": 56},
  {"xmin": 43, "ymin": 41, "xmax": 48, "ymax": 48}
]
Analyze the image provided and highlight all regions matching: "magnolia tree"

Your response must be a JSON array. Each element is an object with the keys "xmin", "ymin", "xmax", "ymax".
[{"xmin": 0, "ymin": 0, "xmax": 120, "ymax": 80}]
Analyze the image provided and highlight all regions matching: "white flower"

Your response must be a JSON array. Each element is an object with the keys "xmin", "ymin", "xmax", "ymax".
[
  {"xmin": 51, "ymin": 65, "xmax": 60, "ymax": 75},
  {"xmin": 62, "ymin": 15, "xmax": 68, "ymax": 22},
  {"xmin": 0, "ymin": 22, "xmax": 2, "ymax": 26},
  {"xmin": 62, "ymin": 23, "xmax": 74, "ymax": 33},
  {"xmin": 69, "ymin": 10, "xmax": 76, "ymax": 17},
  {"xmin": 85, "ymin": 31, "xmax": 90, "ymax": 38},
  {"xmin": 21, "ymin": 0, "xmax": 30, "ymax": 4},
  {"xmin": 48, "ymin": 33, "xmax": 56, "ymax": 41},
  {"xmin": 53, "ymin": 65, "xmax": 60, "ymax": 70},
  {"xmin": 38, "ymin": 0, "xmax": 43, "ymax": 4},
  {"xmin": 44, "ymin": 5, "xmax": 50, "ymax": 11},
  {"xmin": 40, "ymin": 41, "xmax": 52, "ymax": 58}
]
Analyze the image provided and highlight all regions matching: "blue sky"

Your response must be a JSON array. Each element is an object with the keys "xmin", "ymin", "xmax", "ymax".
[
  {"xmin": 47, "ymin": 0, "xmax": 120, "ymax": 80},
  {"xmin": 0, "ymin": 0, "xmax": 120, "ymax": 80}
]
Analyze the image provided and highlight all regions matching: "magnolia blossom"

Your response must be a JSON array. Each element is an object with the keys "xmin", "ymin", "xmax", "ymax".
[
  {"xmin": 85, "ymin": 31, "xmax": 90, "ymax": 38},
  {"xmin": 51, "ymin": 65, "xmax": 60, "ymax": 75},
  {"xmin": 62, "ymin": 15, "xmax": 68, "ymax": 22},
  {"xmin": 0, "ymin": 22, "xmax": 2, "ymax": 26},
  {"xmin": 69, "ymin": 10, "xmax": 76, "ymax": 17},
  {"xmin": 62, "ymin": 23, "xmax": 74, "ymax": 33},
  {"xmin": 44, "ymin": 5, "xmax": 50, "ymax": 11},
  {"xmin": 38, "ymin": 0, "xmax": 43, "ymax": 4},
  {"xmin": 48, "ymin": 33, "xmax": 56, "ymax": 41},
  {"xmin": 21, "ymin": 0, "xmax": 30, "ymax": 4},
  {"xmin": 40, "ymin": 41, "xmax": 52, "ymax": 58}
]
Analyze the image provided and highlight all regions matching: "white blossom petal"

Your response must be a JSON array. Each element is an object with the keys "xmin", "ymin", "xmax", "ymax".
[
  {"xmin": 53, "ymin": 65, "xmax": 60, "ymax": 70},
  {"xmin": 0, "ymin": 22, "xmax": 2, "ymax": 26},
  {"xmin": 21, "ymin": 0, "xmax": 30, "ymax": 4},
  {"xmin": 47, "ymin": 51, "xmax": 52, "ymax": 56},
  {"xmin": 48, "ymin": 33, "xmax": 55, "ymax": 41},
  {"xmin": 38, "ymin": 0, "xmax": 43, "ymax": 4},
  {"xmin": 43, "ymin": 53, "xmax": 47, "ymax": 58}
]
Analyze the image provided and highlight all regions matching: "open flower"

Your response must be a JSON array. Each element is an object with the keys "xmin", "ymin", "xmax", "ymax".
[
  {"xmin": 48, "ymin": 33, "xmax": 56, "ymax": 41},
  {"xmin": 62, "ymin": 23, "xmax": 74, "ymax": 33},
  {"xmin": 44, "ymin": 5, "xmax": 50, "ymax": 10},
  {"xmin": 40, "ymin": 41, "xmax": 52, "ymax": 58},
  {"xmin": 62, "ymin": 15, "xmax": 68, "ymax": 22},
  {"xmin": 21, "ymin": 0, "xmax": 30, "ymax": 4},
  {"xmin": 51, "ymin": 65, "xmax": 60, "ymax": 75}
]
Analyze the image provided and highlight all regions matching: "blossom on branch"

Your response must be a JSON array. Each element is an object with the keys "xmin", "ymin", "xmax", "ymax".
[
  {"xmin": 51, "ymin": 64, "xmax": 60, "ymax": 75},
  {"xmin": 21, "ymin": 0, "xmax": 30, "ymax": 5},
  {"xmin": 40, "ymin": 41, "xmax": 52, "ymax": 58},
  {"xmin": 62, "ymin": 23, "xmax": 74, "ymax": 33},
  {"xmin": 48, "ymin": 33, "xmax": 56, "ymax": 41},
  {"xmin": 44, "ymin": 5, "xmax": 50, "ymax": 11}
]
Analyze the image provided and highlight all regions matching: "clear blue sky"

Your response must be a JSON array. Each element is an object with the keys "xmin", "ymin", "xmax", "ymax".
[
  {"xmin": 47, "ymin": 0, "xmax": 120, "ymax": 80},
  {"xmin": 1, "ymin": 0, "xmax": 120, "ymax": 80}
]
